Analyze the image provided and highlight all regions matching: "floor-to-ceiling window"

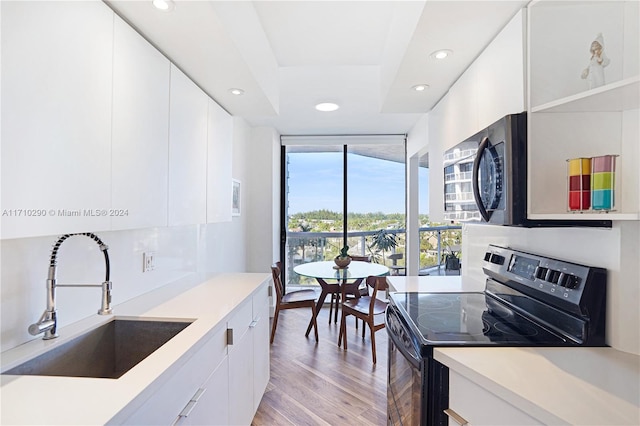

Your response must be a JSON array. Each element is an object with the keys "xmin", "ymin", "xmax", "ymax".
[{"xmin": 281, "ymin": 136, "xmax": 406, "ymax": 288}]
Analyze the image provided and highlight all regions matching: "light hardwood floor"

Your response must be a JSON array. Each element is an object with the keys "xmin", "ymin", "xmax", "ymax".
[{"xmin": 252, "ymin": 304, "xmax": 388, "ymax": 425}]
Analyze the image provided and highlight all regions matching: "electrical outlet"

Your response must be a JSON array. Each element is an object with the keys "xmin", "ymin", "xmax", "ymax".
[{"xmin": 143, "ymin": 251, "xmax": 155, "ymax": 272}]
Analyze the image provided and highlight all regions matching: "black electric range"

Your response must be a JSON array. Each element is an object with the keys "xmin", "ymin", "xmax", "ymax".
[{"xmin": 386, "ymin": 245, "xmax": 607, "ymax": 426}]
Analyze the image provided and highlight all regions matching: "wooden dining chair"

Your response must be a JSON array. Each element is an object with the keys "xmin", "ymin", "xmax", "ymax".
[
  {"xmin": 270, "ymin": 263, "xmax": 319, "ymax": 344},
  {"xmin": 350, "ymin": 255, "xmax": 372, "ymax": 296},
  {"xmin": 337, "ymin": 275, "xmax": 389, "ymax": 363},
  {"xmin": 328, "ymin": 254, "xmax": 371, "ymax": 323}
]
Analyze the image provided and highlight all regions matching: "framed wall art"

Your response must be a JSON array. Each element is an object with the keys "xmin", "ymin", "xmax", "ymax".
[{"xmin": 232, "ymin": 179, "xmax": 241, "ymax": 216}]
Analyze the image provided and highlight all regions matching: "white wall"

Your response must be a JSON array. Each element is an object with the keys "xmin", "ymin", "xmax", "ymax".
[
  {"xmin": 407, "ymin": 114, "xmax": 429, "ymax": 158},
  {"xmin": 1, "ymin": 227, "xmax": 192, "ymax": 350},
  {"xmin": 199, "ymin": 117, "xmax": 253, "ymax": 279},
  {"xmin": 246, "ymin": 127, "xmax": 281, "ymax": 273}
]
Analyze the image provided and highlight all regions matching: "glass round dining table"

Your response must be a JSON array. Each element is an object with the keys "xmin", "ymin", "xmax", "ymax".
[
  {"xmin": 294, "ymin": 260, "xmax": 390, "ymax": 334},
  {"xmin": 294, "ymin": 260, "xmax": 389, "ymax": 281}
]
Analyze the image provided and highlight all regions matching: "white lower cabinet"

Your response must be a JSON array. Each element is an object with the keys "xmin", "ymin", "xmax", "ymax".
[
  {"xmin": 121, "ymin": 282, "xmax": 269, "ymax": 425},
  {"xmin": 174, "ymin": 359, "xmax": 230, "ymax": 426},
  {"xmin": 123, "ymin": 323, "xmax": 228, "ymax": 425},
  {"xmin": 228, "ymin": 283, "xmax": 270, "ymax": 424},
  {"xmin": 228, "ymin": 296, "xmax": 255, "ymax": 425},
  {"xmin": 447, "ymin": 370, "xmax": 541, "ymax": 426},
  {"xmin": 252, "ymin": 284, "xmax": 270, "ymax": 413}
]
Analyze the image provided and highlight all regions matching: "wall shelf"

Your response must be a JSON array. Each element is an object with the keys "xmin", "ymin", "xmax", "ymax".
[
  {"xmin": 527, "ymin": 0, "xmax": 639, "ymax": 222},
  {"xmin": 531, "ymin": 76, "xmax": 639, "ymax": 113},
  {"xmin": 529, "ymin": 212, "xmax": 639, "ymax": 221}
]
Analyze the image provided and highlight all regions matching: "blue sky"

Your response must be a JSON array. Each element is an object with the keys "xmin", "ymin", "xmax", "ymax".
[{"xmin": 287, "ymin": 152, "xmax": 430, "ymax": 214}]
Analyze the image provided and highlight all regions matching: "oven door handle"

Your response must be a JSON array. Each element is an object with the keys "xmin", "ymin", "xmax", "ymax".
[{"xmin": 385, "ymin": 308, "xmax": 421, "ymax": 368}]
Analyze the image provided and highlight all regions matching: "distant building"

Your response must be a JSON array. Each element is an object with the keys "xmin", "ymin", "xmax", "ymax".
[{"xmin": 443, "ymin": 141, "xmax": 481, "ymax": 222}]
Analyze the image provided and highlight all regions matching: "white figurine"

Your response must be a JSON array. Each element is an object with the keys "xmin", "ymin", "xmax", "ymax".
[{"xmin": 581, "ymin": 33, "xmax": 610, "ymax": 89}]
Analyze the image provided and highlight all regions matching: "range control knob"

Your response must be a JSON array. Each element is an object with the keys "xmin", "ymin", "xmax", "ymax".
[
  {"xmin": 547, "ymin": 270, "xmax": 561, "ymax": 284},
  {"xmin": 558, "ymin": 273, "xmax": 569, "ymax": 287},
  {"xmin": 490, "ymin": 254, "xmax": 505, "ymax": 265},
  {"xmin": 535, "ymin": 267, "xmax": 548, "ymax": 280},
  {"xmin": 563, "ymin": 274, "xmax": 580, "ymax": 289}
]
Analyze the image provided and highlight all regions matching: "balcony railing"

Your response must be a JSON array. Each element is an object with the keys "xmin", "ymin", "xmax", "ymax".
[
  {"xmin": 444, "ymin": 192, "xmax": 474, "ymax": 202},
  {"xmin": 444, "ymin": 211, "xmax": 481, "ymax": 221},
  {"xmin": 285, "ymin": 225, "xmax": 462, "ymax": 287},
  {"xmin": 444, "ymin": 171, "xmax": 473, "ymax": 182},
  {"xmin": 443, "ymin": 149, "xmax": 477, "ymax": 164}
]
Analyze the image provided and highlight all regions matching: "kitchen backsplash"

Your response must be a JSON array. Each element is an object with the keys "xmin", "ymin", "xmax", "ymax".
[
  {"xmin": 0, "ymin": 221, "xmax": 246, "ymax": 352},
  {"xmin": 462, "ymin": 221, "xmax": 639, "ymax": 356}
]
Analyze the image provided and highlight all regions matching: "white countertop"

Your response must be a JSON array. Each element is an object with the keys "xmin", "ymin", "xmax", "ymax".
[
  {"xmin": 387, "ymin": 274, "xmax": 484, "ymax": 293},
  {"xmin": 436, "ymin": 346, "xmax": 640, "ymax": 425},
  {"xmin": 0, "ymin": 273, "xmax": 270, "ymax": 425}
]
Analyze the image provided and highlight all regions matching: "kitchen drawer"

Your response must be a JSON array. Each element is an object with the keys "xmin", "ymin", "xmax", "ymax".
[
  {"xmin": 122, "ymin": 324, "xmax": 227, "ymax": 425},
  {"xmin": 173, "ymin": 359, "xmax": 229, "ymax": 426},
  {"xmin": 447, "ymin": 370, "xmax": 540, "ymax": 425},
  {"xmin": 227, "ymin": 296, "xmax": 253, "ymax": 343},
  {"xmin": 252, "ymin": 282, "xmax": 269, "ymax": 314}
]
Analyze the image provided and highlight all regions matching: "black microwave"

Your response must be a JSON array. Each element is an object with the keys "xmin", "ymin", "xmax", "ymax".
[{"xmin": 443, "ymin": 113, "xmax": 610, "ymax": 228}]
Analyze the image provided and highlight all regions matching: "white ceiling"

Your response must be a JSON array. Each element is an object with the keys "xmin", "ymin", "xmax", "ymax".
[{"xmin": 106, "ymin": 0, "xmax": 528, "ymax": 136}]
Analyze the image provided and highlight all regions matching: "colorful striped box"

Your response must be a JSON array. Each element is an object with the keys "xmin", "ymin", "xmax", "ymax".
[
  {"xmin": 567, "ymin": 158, "xmax": 591, "ymax": 211},
  {"xmin": 591, "ymin": 155, "xmax": 617, "ymax": 211}
]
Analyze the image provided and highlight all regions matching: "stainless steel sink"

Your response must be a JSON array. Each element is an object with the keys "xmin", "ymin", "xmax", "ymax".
[{"xmin": 3, "ymin": 319, "xmax": 192, "ymax": 379}]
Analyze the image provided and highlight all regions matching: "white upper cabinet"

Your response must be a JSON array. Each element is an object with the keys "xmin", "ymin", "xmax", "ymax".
[
  {"xmin": 527, "ymin": 0, "xmax": 639, "ymax": 220},
  {"xmin": 168, "ymin": 65, "xmax": 208, "ymax": 226},
  {"xmin": 1, "ymin": 1, "xmax": 113, "ymax": 239},
  {"xmin": 436, "ymin": 9, "xmax": 526, "ymax": 153},
  {"xmin": 445, "ymin": 66, "xmax": 479, "ymax": 149},
  {"xmin": 206, "ymin": 99, "xmax": 233, "ymax": 223},
  {"xmin": 111, "ymin": 16, "xmax": 170, "ymax": 231},
  {"xmin": 475, "ymin": 9, "xmax": 526, "ymax": 130}
]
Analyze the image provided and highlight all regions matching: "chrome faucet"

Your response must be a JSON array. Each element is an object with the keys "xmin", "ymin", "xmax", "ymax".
[{"xmin": 29, "ymin": 232, "xmax": 112, "ymax": 340}]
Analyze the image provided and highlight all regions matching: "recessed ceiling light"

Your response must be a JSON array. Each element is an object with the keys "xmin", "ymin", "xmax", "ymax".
[
  {"xmin": 229, "ymin": 88, "xmax": 245, "ymax": 96},
  {"xmin": 152, "ymin": 0, "xmax": 174, "ymax": 12},
  {"xmin": 412, "ymin": 84, "xmax": 430, "ymax": 92},
  {"xmin": 315, "ymin": 102, "xmax": 340, "ymax": 112},
  {"xmin": 430, "ymin": 49, "xmax": 453, "ymax": 60}
]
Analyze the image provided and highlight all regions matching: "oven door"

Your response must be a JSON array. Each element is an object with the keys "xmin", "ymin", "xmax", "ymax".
[
  {"xmin": 387, "ymin": 307, "xmax": 422, "ymax": 425},
  {"xmin": 386, "ymin": 306, "xmax": 450, "ymax": 426}
]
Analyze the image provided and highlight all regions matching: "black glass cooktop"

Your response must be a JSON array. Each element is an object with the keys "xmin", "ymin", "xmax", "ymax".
[{"xmin": 389, "ymin": 292, "xmax": 570, "ymax": 347}]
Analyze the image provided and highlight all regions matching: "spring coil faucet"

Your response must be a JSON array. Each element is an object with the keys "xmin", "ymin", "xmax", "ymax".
[{"xmin": 29, "ymin": 232, "xmax": 112, "ymax": 340}]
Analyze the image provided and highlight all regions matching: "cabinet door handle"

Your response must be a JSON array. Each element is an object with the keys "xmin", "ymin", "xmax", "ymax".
[
  {"xmin": 227, "ymin": 328, "xmax": 234, "ymax": 345},
  {"xmin": 178, "ymin": 388, "xmax": 207, "ymax": 418},
  {"xmin": 444, "ymin": 409, "xmax": 468, "ymax": 425},
  {"xmin": 249, "ymin": 317, "xmax": 260, "ymax": 328}
]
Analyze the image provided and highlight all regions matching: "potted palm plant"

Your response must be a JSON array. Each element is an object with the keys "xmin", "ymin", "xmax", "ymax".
[{"xmin": 368, "ymin": 229, "xmax": 398, "ymax": 264}]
